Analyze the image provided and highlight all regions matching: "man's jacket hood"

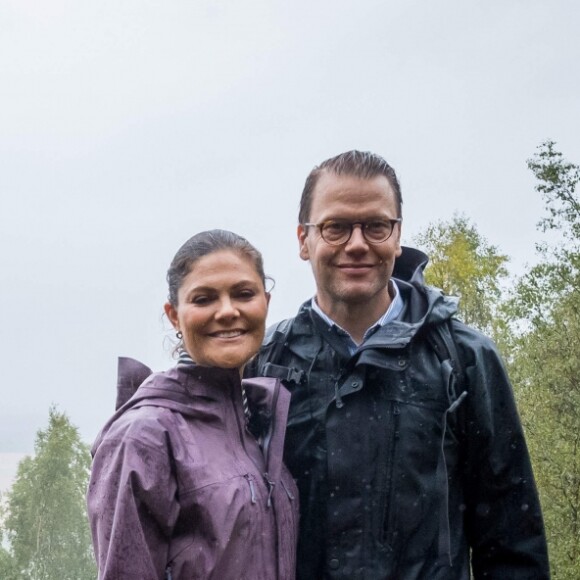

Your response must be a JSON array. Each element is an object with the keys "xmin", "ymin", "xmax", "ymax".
[{"xmin": 391, "ymin": 246, "xmax": 459, "ymax": 332}]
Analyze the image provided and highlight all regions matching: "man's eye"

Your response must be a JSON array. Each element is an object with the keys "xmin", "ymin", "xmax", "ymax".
[
  {"xmin": 324, "ymin": 222, "xmax": 349, "ymax": 235},
  {"xmin": 366, "ymin": 221, "xmax": 389, "ymax": 234}
]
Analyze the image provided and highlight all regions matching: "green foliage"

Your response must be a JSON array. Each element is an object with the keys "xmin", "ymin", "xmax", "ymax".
[
  {"xmin": 1, "ymin": 407, "xmax": 96, "ymax": 580},
  {"xmin": 508, "ymin": 140, "xmax": 580, "ymax": 579},
  {"xmin": 512, "ymin": 140, "xmax": 580, "ymax": 326},
  {"xmin": 528, "ymin": 139, "xmax": 580, "ymax": 250},
  {"xmin": 413, "ymin": 213, "xmax": 509, "ymax": 337},
  {"xmin": 513, "ymin": 290, "xmax": 580, "ymax": 579},
  {"xmin": 0, "ymin": 501, "xmax": 19, "ymax": 580},
  {"xmin": 0, "ymin": 494, "xmax": 19, "ymax": 580},
  {"xmin": 0, "ymin": 546, "xmax": 20, "ymax": 580}
]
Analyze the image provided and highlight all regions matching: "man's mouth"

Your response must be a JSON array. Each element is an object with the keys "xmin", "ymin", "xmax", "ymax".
[{"xmin": 337, "ymin": 263, "xmax": 374, "ymax": 269}]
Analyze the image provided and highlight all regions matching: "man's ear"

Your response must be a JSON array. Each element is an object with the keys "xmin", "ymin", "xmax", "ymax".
[
  {"xmin": 164, "ymin": 302, "xmax": 179, "ymax": 331},
  {"xmin": 297, "ymin": 224, "xmax": 310, "ymax": 261}
]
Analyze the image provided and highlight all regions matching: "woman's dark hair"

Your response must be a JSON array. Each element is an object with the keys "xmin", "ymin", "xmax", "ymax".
[{"xmin": 167, "ymin": 229, "xmax": 267, "ymax": 306}]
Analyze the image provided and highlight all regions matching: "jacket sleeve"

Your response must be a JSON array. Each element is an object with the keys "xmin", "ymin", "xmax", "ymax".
[
  {"xmin": 454, "ymin": 323, "xmax": 550, "ymax": 579},
  {"xmin": 87, "ymin": 420, "xmax": 180, "ymax": 580}
]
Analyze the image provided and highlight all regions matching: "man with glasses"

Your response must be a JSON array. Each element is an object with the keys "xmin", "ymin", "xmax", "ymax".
[{"xmin": 250, "ymin": 150, "xmax": 549, "ymax": 579}]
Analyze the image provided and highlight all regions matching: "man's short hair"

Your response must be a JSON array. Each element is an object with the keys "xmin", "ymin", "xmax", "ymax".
[{"xmin": 298, "ymin": 150, "xmax": 403, "ymax": 223}]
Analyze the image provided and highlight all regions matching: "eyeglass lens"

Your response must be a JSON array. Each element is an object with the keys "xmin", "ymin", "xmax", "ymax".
[{"xmin": 321, "ymin": 221, "xmax": 395, "ymax": 244}]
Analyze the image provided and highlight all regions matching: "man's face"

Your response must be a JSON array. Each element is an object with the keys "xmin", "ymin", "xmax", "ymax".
[{"xmin": 298, "ymin": 172, "xmax": 402, "ymax": 314}]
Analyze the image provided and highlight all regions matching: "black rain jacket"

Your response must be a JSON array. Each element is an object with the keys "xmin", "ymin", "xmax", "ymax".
[{"xmin": 249, "ymin": 247, "xmax": 549, "ymax": 580}]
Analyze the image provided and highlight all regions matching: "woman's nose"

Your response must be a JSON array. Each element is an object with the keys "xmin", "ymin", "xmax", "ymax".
[{"xmin": 215, "ymin": 297, "xmax": 239, "ymax": 319}]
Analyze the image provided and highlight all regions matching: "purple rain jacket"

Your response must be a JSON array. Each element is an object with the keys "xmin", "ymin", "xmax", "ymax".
[{"xmin": 87, "ymin": 357, "xmax": 299, "ymax": 580}]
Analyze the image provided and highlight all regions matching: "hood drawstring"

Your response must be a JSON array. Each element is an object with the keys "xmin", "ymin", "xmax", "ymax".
[{"xmin": 241, "ymin": 384, "xmax": 251, "ymax": 424}]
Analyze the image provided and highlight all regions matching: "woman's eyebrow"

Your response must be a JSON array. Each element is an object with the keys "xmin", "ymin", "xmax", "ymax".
[{"xmin": 185, "ymin": 280, "xmax": 258, "ymax": 296}]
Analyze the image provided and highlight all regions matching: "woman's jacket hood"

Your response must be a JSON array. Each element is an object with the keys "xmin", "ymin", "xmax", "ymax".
[{"xmin": 94, "ymin": 357, "xmax": 291, "ymax": 472}]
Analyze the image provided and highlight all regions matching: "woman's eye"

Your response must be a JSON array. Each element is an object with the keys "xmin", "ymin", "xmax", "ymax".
[
  {"xmin": 236, "ymin": 289, "xmax": 256, "ymax": 300},
  {"xmin": 192, "ymin": 295, "xmax": 213, "ymax": 305}
]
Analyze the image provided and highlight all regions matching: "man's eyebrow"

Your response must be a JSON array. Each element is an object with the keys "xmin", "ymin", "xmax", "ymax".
[{"xmin": 322, "ymin": 216, "xmax": 393, "ymax": 222}]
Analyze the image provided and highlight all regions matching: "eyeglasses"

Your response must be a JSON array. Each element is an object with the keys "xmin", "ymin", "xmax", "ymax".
[{"xmin": 302, "ymin": 219, "xmax": 402, "ymax": 246}]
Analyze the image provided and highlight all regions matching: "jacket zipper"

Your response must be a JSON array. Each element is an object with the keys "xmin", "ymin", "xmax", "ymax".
[
  {"xmin": 437, "ymin": 391, "xmax": 468, "ymax": 564},
  {"xmin": 231, "ymin": 385, "xmax": 267, "ymax": 499},
  {"xmin": 381, "ymin": 401, "xmax": 400, "ymax": 547},
  {"xmin": 261, "ymin": 379, "xmax": 280, "ymax": 466},
  {"xmin": 232, "ymin": 385, "xmax": 279, "ymax": 508},
  {"xmin": 263, "ymin": 472, "xmax": 276, "ymax": 508},
  {"xmin": 260, "ymin": 381, "xmax": 281, "ymax": 509},
  {"xmin": 231, "ymin": 381, "xmax": 283, "ymax": 576}
]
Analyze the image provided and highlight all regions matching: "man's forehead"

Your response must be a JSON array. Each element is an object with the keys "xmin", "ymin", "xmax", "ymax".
[
  {"xmin": 315, "ymin": 170, "xmax": 390, "ymax": 187},
  {"xmin": 309, "ymin": 173, "xmax": 397, "ymax": 215}
]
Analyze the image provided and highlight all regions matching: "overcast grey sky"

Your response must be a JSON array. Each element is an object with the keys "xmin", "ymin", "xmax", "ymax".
[{"xmin": 1, "ymin": 0, "xmax": 579, "ymax": 488}]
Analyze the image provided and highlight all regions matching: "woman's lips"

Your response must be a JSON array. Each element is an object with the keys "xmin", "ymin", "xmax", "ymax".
[{"xmin": 209, "ymin": 329, "xmax": 247, "ymax": 338}]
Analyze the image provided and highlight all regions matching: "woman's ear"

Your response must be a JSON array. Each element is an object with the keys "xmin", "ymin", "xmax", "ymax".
[
  {"xmin": 164, "ymin": 302, "xmax": 179, "ymax": 330},
  {"xmin": 265, "ymin": 292, "xmax": 271, "ymax": 306}
]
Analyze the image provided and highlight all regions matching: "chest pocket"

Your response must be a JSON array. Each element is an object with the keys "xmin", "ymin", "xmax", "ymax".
[{"xmin": 358, "ymin": 343, "xmax": 457, "ymax": 411}]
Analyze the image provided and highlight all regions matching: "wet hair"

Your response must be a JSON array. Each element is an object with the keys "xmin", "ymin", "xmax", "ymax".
[
  {"xmin": 166, "ymin": 229, "xmax": 267, "ymax": 306},
  {"xmin": 298, "ymin": 150, "xmax": 403, "ymax": 223}
]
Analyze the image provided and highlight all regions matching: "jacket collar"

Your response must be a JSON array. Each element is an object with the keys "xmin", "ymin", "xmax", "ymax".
[{"xmin": 288, "ymin": 246, "xmax": 458, "ymax": 350}]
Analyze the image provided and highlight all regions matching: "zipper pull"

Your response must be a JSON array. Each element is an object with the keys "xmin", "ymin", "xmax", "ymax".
[
  {"xmin": 244, "ymin": 474, "xmax": 257, "ymax": 504},
  {"xmin": 280, "ymin": 478, "xmax": 295, "ymax": 500},
  {"xmin": 334, "ymin": 381, "xmax": 344, "ymax": 408},
  {"xmin": 263, "ymin": 472, "xmax": 275, "ymax": 507}
]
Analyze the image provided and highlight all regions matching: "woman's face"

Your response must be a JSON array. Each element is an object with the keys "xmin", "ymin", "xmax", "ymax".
[{"xmin": 165, "ymin": 249, "xmax": 270, "ymax": 370}]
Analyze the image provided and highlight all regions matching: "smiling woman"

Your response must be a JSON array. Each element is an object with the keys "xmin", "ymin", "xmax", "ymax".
[
  {"xmin": 164, "ymin": 243, "xmax": 270, "ymax": 371},
  {"xmin": 87, "ymin": 230, "xmax": 298, "ymax": 580}
]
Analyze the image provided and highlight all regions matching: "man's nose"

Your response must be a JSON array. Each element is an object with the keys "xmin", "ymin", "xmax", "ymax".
[{"xmin": 345, "ymin": 224, "xmax": 369, "ymax": 251}]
